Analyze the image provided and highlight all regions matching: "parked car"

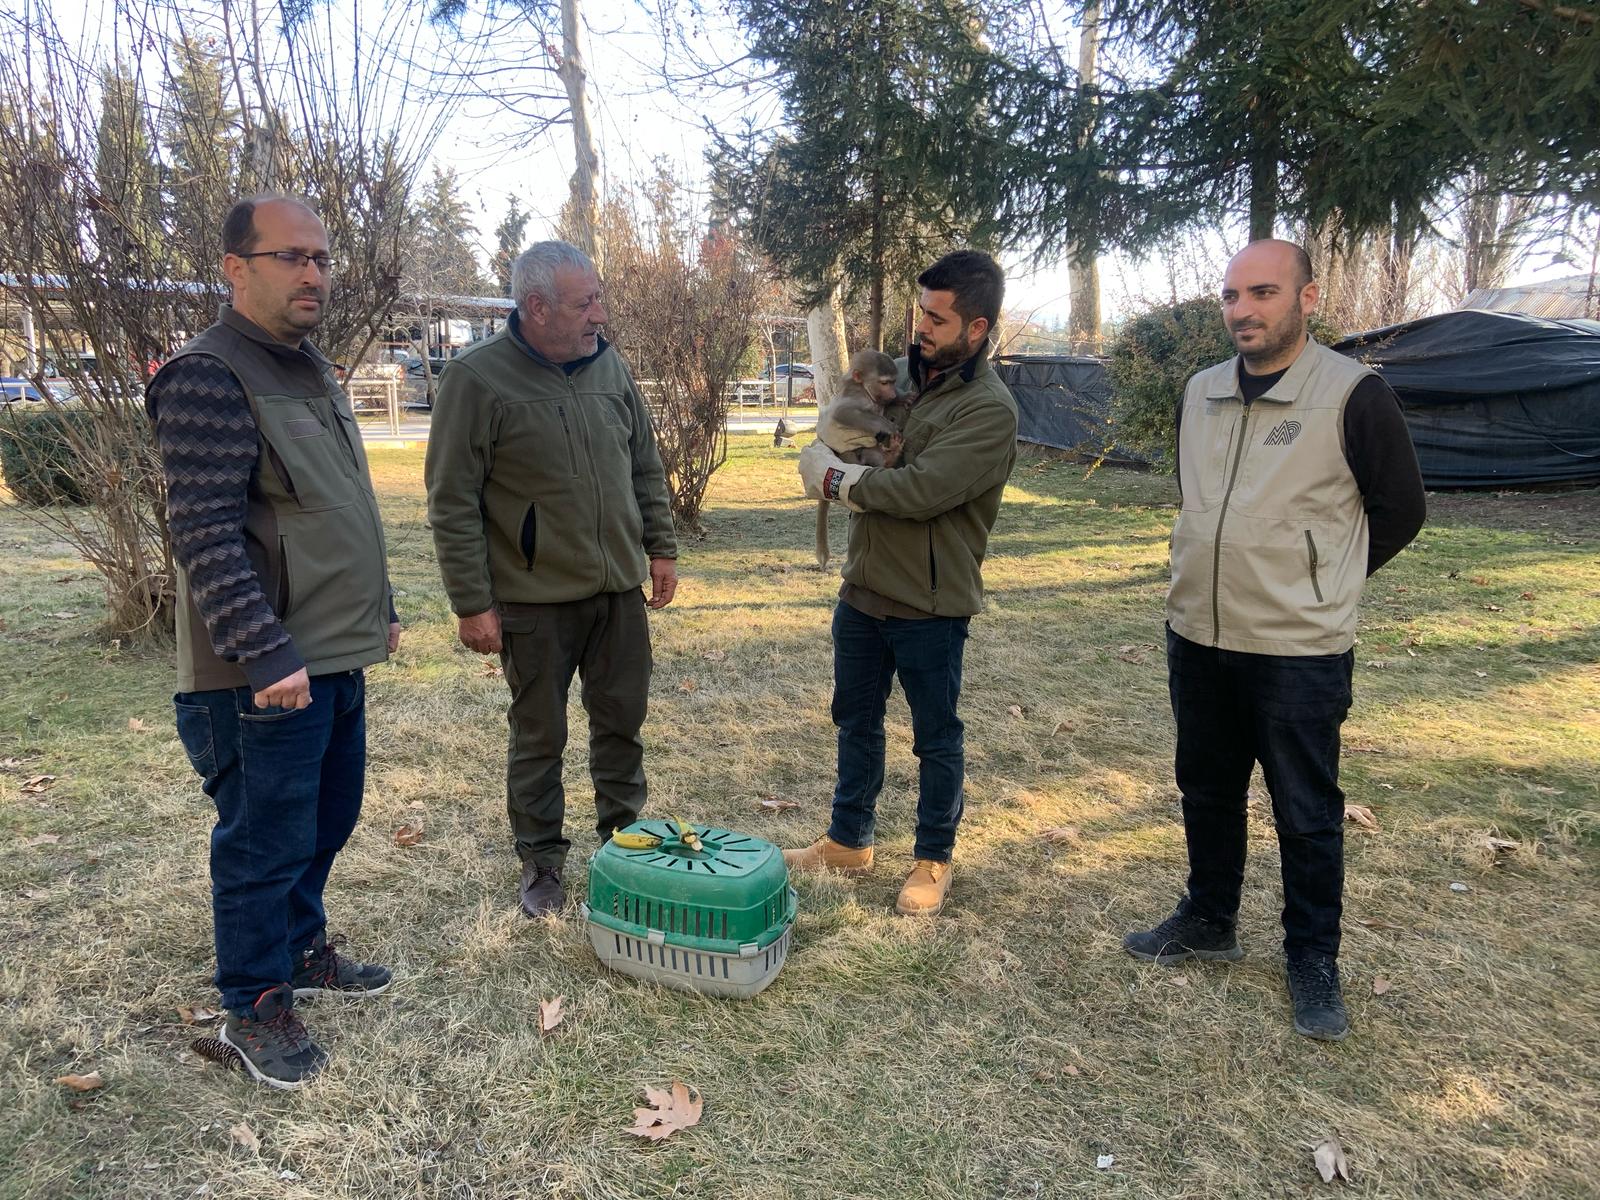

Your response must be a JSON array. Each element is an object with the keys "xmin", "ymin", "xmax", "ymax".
[
  {"xmin": 0, "ymin": 377, "xmax": 55, "ymax": 404},
  {"xmin": 767, "ymin": 362, "xmax": 814, "ymax": 382},
  {"xmin": 403, "ymin": 355, "xmax": 453, "ymax": 379}
]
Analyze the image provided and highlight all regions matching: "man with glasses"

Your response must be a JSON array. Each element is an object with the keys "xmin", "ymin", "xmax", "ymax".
[
  {"xmin": 426, "ymin": 241, "xmax": 677, "ymax": 919},
  {"xmin": 146, "ymin": 195, "xmax": 400, "ymax": 1090}
]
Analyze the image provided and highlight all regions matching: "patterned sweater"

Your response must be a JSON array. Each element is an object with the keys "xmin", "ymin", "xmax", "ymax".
[{"xmin": 147, "ymin": 355, "xmax": 395, "ymax": 691}]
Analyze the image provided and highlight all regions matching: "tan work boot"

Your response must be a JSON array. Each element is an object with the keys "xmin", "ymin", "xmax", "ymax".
[
  {"xmin": 782, "ymin": 835, "xmax": 874, "ymax": 877},
  {"xmin": 895, "ymin": 860, "xmax": 953, "ymax": 916}
]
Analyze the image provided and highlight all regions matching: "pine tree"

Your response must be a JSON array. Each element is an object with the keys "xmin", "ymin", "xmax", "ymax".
[{"xmin": 491, "ymin": 196, "xmax": 531, "ymax": 296}]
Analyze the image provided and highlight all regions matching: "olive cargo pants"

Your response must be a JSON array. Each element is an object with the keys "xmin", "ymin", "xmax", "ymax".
[{"xmin": 498, "ymin": 591, "xmax": 652, "ymax": 868}]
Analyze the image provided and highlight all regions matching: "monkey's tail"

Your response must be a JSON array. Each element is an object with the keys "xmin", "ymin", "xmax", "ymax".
[{"xmin": 815, "ymin": 500, "xmax": 831, "ymax": 569}]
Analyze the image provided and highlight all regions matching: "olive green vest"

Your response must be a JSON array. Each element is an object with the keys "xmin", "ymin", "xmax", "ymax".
[
  {"xmin": 1168, "ymin": 339, "xmax": 1372, "ymax": 656},
  {"xmin": 161, "ymin": 306, "xmax": 391, "ymax": 691}
]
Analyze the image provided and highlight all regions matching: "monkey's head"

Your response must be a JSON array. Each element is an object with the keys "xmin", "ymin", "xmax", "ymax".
[{"xmin": 847, "ymin": 348, "xmax": 899, "ymax": 405}]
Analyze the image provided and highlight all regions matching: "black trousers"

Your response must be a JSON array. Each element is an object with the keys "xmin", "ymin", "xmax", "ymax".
[
  {"xmin": 1167, "ymin": 625, "xmax": 1354, "ymax": 957},
  {"xmin": 499, "ymin": 591, "xmax": 652, "ymax": 868}
]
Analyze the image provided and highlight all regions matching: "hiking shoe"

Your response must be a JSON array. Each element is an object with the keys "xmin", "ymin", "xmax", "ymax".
[
  {"xmin": 1122, "ymin": 897, "xmax": 1244, "ymax": 964},
  {"xmin": 520, "ymin": 862, "xmax": 565, "ymax": 917},
  {"xmin": 782, "ymin": 835, "xmax": 874, "ymax": 877},
  {"xmin": 895, "ymin": 859, "xmax": 953, "ymax": 916},
  {"xmin": 218, "ymin": 983, "xmax": 327, "ymax": 1091},
  {"xmin": 1286, "ymin": 951, "xmax": 1350, "ymax": 1041},
  {"xmin": 291, "ymin": 931, "xmax": 392, "ymax": 1000}
]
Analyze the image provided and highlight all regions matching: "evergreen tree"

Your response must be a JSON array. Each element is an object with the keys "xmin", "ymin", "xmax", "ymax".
[
  {"xmin": 409, "ymin": 165, "xmax": 489, "ymax": 297},
  {"xmin": 160, "ymin": 37, "xmax": 239, "ymax": 278},
  {"xmin": 491, "ymin": 195, "xmax": 531, "ymax": 296},
  {"xmin": 94, "ymin": 62, "xmax": 163, "ymax": 273}
]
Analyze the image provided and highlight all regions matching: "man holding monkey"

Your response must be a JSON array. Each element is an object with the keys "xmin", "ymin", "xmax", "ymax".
[{"xmin": 791, "ymin": 249, "xmax": 1018, "ymax": 916}]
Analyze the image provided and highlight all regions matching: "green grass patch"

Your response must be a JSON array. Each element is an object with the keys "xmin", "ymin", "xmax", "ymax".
[{"xmin": 1, "ymin": 437, "xmax": 1597, "ymax": 1197}]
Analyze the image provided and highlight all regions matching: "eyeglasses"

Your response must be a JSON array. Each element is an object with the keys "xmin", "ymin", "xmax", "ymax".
[{"xmin": 238, "ymin": 250, "xmax": 337, "ymax": 272}]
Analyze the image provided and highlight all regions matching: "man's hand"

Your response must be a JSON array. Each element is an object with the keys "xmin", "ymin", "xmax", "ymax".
[
  {"xmin": 254, "ymin": 667, "xmax": 311, "ymax": 711},
  {"xmin": 647, "ymin": 557, "xmax": 678, "ymax": 609},
  {"xmin": 387, "ymin": 621, "xmax": 402, "ymax": 654},
  {"xmin": 458, "ymin": 608, "xmax": 502, "ymax": 654}
]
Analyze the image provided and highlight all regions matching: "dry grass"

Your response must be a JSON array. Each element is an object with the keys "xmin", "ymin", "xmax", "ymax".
[{"xmin": 1, "ymin": 440, "xmax": 1598, "ymax": 1199}]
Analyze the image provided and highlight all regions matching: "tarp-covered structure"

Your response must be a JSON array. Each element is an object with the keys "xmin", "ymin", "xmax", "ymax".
[
  {"xmin": 993, "ymin": 354, "xmax": 1144, "ymax": 464},
  {"xmin": 1333, "ymin": 311, "xmax": 1600, "ymax": 489}
]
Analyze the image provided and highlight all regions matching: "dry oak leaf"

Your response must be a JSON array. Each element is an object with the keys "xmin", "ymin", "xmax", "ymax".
[
  {"xmin": 478, "ymin": 661, "xmax": 503, "ymax": 678},
  {"xmin": 177, "ymin": 1005, "xmax": 220, "ymax": 1025},
  {"xmin": 1313, "ymin": 1135, "xmax": 1352, "ymax": 1184},
  {"xmin": 1343, "ymin": 804, "xmax": 1379, "ymax": 830},
  {"xmin": 1051, "ymin": 720, "xmax": 1074, "ymax": 735},
  {"xmin": 758, "ymin": 797, "xmax": 799, "ymax": 811},
  {"xmin": 54, "ymin": 1070, "xmax": 104, "ymax": 1092},
  {"xmin": 701, "ymin": 648, "xmax": 727, "ymax": 662},
  {"xmin": 230, "ymin": 1121, "xmax": 260, "ymax": 1154},
  {"xmin": 1038, "ymin": 826, "xmax": 1081, "ymax": 846},
  {"xmin": 539, "ymin": 996, "xmax": 565, "ymax": 1035},
  {"xmin": 625, "ymin": 1081, "xmax": 703, "ymax": 1141},
  {"xmin": 1006, "ymin": 704, "xmax": 1024, "ymax": 718},
  {"xmin": 393, "ymin": 824, "xmax": 424, "ymax": 848},
  {"xmin": 21, "ymin": 774, "xmax": 57, "ymax": 794},
  {"xmin": 677, "ymin": 678, "xmax": 698, "ymax": 694},
  {"xmin": 127, "ymin": 718, "xmax": 149, "ymax": 732},
  {"xmin": 1372, "ymin": 976, "xmax": 1392, "ymax": 996}
]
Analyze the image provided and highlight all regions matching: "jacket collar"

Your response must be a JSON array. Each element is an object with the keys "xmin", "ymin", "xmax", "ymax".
[
  {"xmin": 508, "ymin": 308, "xmax": 610, "ymax": 373},
  {"xmin": 907, "ymin": 339, "xmax": 990, "ymax": 394},
  {"xmin": 1205, "ymin": 336, "xmax": 1324, "ymax": 405},
  {"xmin": 217, "ymin": 304, "xmax": 332, "ymax": 367}
]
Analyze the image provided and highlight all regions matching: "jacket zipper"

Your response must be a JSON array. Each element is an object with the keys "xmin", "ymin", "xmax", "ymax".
[
  {"xmin": 1210, "ymin": 403, "xmax": 1254, "ymax": 644},
  {"xmin": 927, "ymin": 526, "xmax": 939, "ymax": 599},
  {"xmin": 266, "ymin": 444, "xmax": 298, "ymax": 501},
  {"xmin": 521, "ymin": 504, "xmax": 538, "ymax": 570},
  {"xmin": 276, "ymin": 533, "xmax": 293, "ymax": 617},
  {"xmin": 566, "ymin": 379, "xmax": 607, "ymax": 587},
  {"xmin": 1305, "ymin": 529, "xmax": 1324, "ymax": 603},
  {"xmin": 556, "ymin": 403, "xmax": 580, "ymax": 477}
]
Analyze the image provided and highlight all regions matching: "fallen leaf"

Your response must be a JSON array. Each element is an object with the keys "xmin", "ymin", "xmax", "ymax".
[
  {"xmin": 701, "ymin": 649, "xmax": 727, "ymax": 662},
  {"xmin": 177, "ymin": 1005, "xmax": 220, "ymax": 1025},
  {"xmin": 1372, "ymin": 976, "xmax": 1391, "ymax": 996},
  {"xmin": 21, "ymin": 774, "xmax": 57, "ymax": 793},
  {"xmin": 278, "ymin": 1171, "xmax": 301, "ymax": 1182},
  {"xmin": 1519, "ymin": 591, "xmax": 1535, "ymax": 601},
  {"xmin": 1313, "ymin": 1135, "xmax": 1351, "ymax": 1184},
  {"xmin": 23, "ymin": 833, "xmax": 61, "ymax": 847},
  {"xmin": 1062, "ymin": 1063, "xmax": 1080, "ymax": 1077},
  {"xmin": 677, "ymin": 678, "xmax": 698, "ymax": 693},
  {"xmin": 230, "ymin": 1121, "xmax": 260, "ymax": 1154},
  {"xmin": 1038, "ymin": 826, "xmax": 1080, "ymax": 845},
  {"xmin": 393, "ymin": 824, "xmax": 424, "ymax": 847},
  {"xmin": 1483, "ymin": 604, "xmax": 1503, "ymax": 612},
  {"xmin": 1483, "ymin": 836, "xmax": 1518, "ymax": 853},
  {"xmin": 1006, "ymin": 704, "xmax": 1024, "ymax": 718},
  {"xmin": 1115, "ymin": 643, "xmax": 1154, "ymax": 664},
  {"xmin": 54, "ymin": 1071, "xmax": 103, "ymax": 1092},
  {"xmin": 1343, "ymin": 804, "xmax": 1379, "ymax": 830},
  {"xmin": 625, "ymin": 1081, "xmax": 703, "ymax": 1141},
  {"xmin": 1096, "ymin": 1154, "xmax": 1115, "ymax": 1170},
  {"xmin": 478, "ymin": 661, "xmax": 503, "ymax": 678},
  {"xmin": 1169, "ymin": 972, "xmax": 1190, "ymax": 987},
  {"xmin": 1450, "ymin": 881, "xmax": 1471, "ymax": 893},
  {"xmin": 127, "ymin": 718, "xmax": 149, "ymax": 732},
  {"xmin": 1353, "ymin": 917, "xmax": 1404, "ymax": 930},
  {"xmin": 758, "ymin": 797, "xmax": 799, "ymax": 811},
  {"xmin": 1364, "ymin": 660, "xmax": 1390, "ymax": 669},
  {"xmin": 1377, "ymin": 783, "xmax": 1395, "ymax": 790},
  {"xmin": 0, "ymin": 756, "xmax": 23, "ymax": 769},
  {"xmin": 1473, "ymin": 670, "xmax": 1488, "ymax": 678},
  {"xmin": 539, "ymin": 996, "xmax": 565, "ymax": 1034},
  {"xmin": 48, "ymin": 611, "xmax": 78, "ymax": 620},
  {"xmin": 21, "ymin": 887, "xmax": 48, "ymax": 900},
  {"xmin": 1470, "ymin": 575, "xmax": 1488, "ymax": 586},
  {"xmin": 1051, "ymin": 720, "xmax": 1073, "ymax": 735},
  {"xmin": 407, "ymin": 800, "xmax": 426, "ymax": 810}
]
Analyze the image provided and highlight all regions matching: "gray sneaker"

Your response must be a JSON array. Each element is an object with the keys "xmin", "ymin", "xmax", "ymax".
[
  {"xmin": 519, "ymin": 862, "xmax": 565, "ymax": 917},
  {"xmin": 291, "ymin": 931, "xmax": 392, "ymax": 1000},
  {"xmin": 1123, "ymin": 897, "xmax": 1245, "ymax": 964},
  {"xmin": 218, "ymin": 983, "xmax": 328, "ymax": 1091},
  {"xmin": 1286, "ymin": 951, "xmax": 1351, "ymax": 1041}
]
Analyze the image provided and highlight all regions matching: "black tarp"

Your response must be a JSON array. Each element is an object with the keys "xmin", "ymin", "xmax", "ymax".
[
  {"xmin": 1332, "ymin": 311, "xmax": 1600, "ymax": 489},
  {"xmin": 993, "ymin": 354, "xmax": 1145, "ymax": 464}
]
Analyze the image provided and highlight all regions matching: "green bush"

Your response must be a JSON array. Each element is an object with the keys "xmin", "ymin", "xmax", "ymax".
[{"xmin": 0, "ymin": 407, "xmax": 96, "ymax": 506}]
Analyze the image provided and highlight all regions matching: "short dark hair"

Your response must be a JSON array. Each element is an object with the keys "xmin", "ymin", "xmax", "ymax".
[
  {"xmin": 917, "ymin": 249, "xmax": 1005, "ymax": 328},
  {"xmin": 221, "ymin": 194, "xmax": 319, "ymax": 257},
  {"xmin": 1290, "ymin": 243, "xmax": 1314, "ymax": 291}
]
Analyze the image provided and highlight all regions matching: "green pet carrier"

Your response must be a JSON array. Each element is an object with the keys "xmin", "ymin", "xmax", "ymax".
[{"xmin": 581, "ymin": 817, "xmax": 797, "ymax": 998}]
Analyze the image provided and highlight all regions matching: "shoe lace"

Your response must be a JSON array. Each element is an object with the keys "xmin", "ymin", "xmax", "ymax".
[
  {"xmin": 251, "ymin": 1005, "xmax": 311, "ymax": 1054},
  {"xmin": 1287, "ymin": 956, "xmax": 1341, "ymax": 1006},
  {"xmin": 302, "ymin": 935, "xmax": 347, "ymax": 986}
]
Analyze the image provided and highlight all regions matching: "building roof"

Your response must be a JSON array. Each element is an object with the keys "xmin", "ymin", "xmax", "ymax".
[{"xmin": 1461, "ymin": 272, "xmax": 1599, "ymax": 320}]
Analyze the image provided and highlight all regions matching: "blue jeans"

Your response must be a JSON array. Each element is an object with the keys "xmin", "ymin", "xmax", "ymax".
[
  {"xmin": 1166, "ymin": 626, "xmax": 1353, "ymax": 957},
  {"xmin": 827, "ymin": 601, "xmax": 970, "ymax": 863},
  {"xmin": 173, "ymin": 671, "xmax": 366, "ymax": 1012}
]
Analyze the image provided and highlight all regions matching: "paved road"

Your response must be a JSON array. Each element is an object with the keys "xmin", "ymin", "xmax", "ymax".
[{"xmin": 358, "ymin": 408, "xmax": 817, "ymax": 447}]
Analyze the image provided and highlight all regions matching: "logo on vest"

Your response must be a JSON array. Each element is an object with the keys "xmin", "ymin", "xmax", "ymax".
[{"xmin": 1263, "ymin": 419, "xmax": 1303, "ymax": 447}]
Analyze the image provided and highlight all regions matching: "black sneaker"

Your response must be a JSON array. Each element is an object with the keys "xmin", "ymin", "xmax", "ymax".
[
  {"xmin": 519, "ymin": 862, "xmax": 565, "ymax": 918},
  {"xmin": 1285, "ymin": 951, "xmax": 1350, "ymax": 1041},
  {"xmin": 291, "ymin": 932, "xmax": 393, "ymax": 1000},
  {"xmin": 1122, "ymin": 897, "xmax": 1245, "ymax": 964},
  {"xmin": 218, "ymin": 983, "xmax": 327, "ymax": 1091}
]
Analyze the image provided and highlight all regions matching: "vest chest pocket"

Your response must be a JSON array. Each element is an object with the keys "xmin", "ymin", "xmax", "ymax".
[{"xmin": 257, "ymin": 397, "xmax": 359, "ymax": 512}]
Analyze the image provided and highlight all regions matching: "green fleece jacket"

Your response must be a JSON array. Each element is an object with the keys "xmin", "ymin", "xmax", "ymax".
[
  {"xmin": 841, "ymin": 345, "xmax": 1018, "ymax": 616},
  {"xmin": 424, "ymin": 318, "xmax": 676, "ymax": 616}
]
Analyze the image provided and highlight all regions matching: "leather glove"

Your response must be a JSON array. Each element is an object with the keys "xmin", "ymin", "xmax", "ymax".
[{"xmin": 798, "ymin": 440, "xmax": 869, "ymax": 511}]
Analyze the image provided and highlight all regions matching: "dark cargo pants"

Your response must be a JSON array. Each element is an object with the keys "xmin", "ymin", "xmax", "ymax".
[{"xmin": 499, "ymin": 591, "xmax": 652, "ymax": 868}]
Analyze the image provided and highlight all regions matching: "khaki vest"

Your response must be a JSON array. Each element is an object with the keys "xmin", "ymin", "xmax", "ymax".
[
  {"xmin": 157, "ymin": 306, "xmax": 391, "ymax": 691},
  {"xmin": 1167, "ymin": 339, "xmax": 1372, "ymax": 656}
]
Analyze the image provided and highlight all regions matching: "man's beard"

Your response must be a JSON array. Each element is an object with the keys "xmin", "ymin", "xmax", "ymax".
[
  {"xmin": 1229, "ymin": 308, "xmax": 1302, "ymax": 366},
  {"xmin": 921, "ymin": 327, "xmax": 974, "ymax": 371}
]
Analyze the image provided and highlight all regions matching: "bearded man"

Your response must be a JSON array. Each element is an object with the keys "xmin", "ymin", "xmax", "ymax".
[
  {"xmin": 1121, "ymin": 239, "xmax": 1425, "ymax": 1041},
  {"xmin": 790, "ymin": 249, "xmax": 1019, "ymax": 917}
]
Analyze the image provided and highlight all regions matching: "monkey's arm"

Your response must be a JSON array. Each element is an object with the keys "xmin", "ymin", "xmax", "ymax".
[
  {"xmin": 817, "ymin": 394, "xmax": 896, "ymax": 454},
  {"xmin": 846, "ymin": 394, "xmax": 1016, "ymax": 522}
]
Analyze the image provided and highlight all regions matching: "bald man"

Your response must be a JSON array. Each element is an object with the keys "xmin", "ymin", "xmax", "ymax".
[{"xmin": 1122, "ymin": 239, "xmax": 1425, "ymax": 1041}]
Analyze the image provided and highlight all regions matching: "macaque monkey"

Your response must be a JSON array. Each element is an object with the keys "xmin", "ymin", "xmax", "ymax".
[{"xmin": 814, "ymin": 349, "xmax": 905, "ymax": 568}]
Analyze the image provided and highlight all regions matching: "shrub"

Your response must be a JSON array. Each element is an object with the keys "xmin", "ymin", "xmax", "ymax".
[{"xmin": 0, "ymin": 407, "xmax": 96, "ymax": 506}]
